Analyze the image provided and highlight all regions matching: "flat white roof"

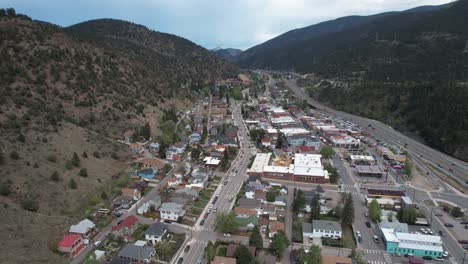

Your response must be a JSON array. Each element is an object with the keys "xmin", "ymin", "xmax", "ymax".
[
  {"xmin": 317, "ymin": 125, "xmax": 338, "ymax": 130},
  {"xmin": 294, "ymin": 154, "xmax": 322, "ymax": 168},
  {"xmin": 381, "ymin": 228, "xmax": 398, "ymax": 242},
  {"xmin": 247, "ymin": 153, "xmax": 272, "ymax": 173},
  {"xmin": 396, "ymin": 232, "xmax": 442, "ymax": 244},
  {"xmin": 270, "ymin": 116, "xmax": 295, "ymax": 124},
  {"xmin": 330, "ymin": 136, "xmax": 360, "ymax": 144},
  {"xmin": 294, "ymin": 166, "xmax": 325, "ymax": 177},
  {"xmin": 279, "ymin": 128, "xmax": 311, "ymax": 136},
  {"xmin": 203, "ymin": 157, "xmax": 220, "ymax": 165},
  {"xmin": 267, "ymin": 128, "xmax": 279, "ymax": 134},
  {"xmin": 350, "ymin": 155, "xmax": 374, "ymax": 161},
  {"xmin": 263, "ymin": 165, "xmax": 294, "ymax": 174},
  {"xmin": 268, "ymin": 106, "xmax": 286, "ymax": 113}
]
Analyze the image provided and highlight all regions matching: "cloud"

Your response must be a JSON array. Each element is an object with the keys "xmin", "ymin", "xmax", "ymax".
[{"xmin": 5, "ymin": 0, "xmax": 455, "ymax": 50}]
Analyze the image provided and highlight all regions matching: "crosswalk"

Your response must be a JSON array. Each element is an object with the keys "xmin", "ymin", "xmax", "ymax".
[
  {"xmin": 365, "ymin": 249, "xmax": 383, "ymax": 254},
  {"xmin": 449, "ymin": 257, "xmax": 458, "ymax": 264},
  {"xmin": 383, "ymin": 253, "xmax": 392, "ymax": 263},
  {"xmin": 365, "ymin": 260, "xmax": 386, "ymax": 264}
]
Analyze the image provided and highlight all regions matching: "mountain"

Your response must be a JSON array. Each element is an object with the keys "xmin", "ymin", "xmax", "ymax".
[
  {"xmin": 212, "ymin": 47, "xmax": 243, "ymax": 61},
  {"xmin": 236, "ymin": 3, "xmax": 450, "ymax": 68},
  {"xmin": 0, "ymin": 11, "xmax": 238, "ymax": 263},
  {"xmin": 239, "ymin": 1, "xmax": 468, "ymax": 161}
]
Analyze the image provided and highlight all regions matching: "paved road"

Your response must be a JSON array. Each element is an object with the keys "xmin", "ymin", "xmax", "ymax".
[
  {"xmin": 172, "ymin": 100, "xmax": 256, "ymax": 264},
  {"xmin": 285, "ymin": 78, "xmax": 468, "ymax": 189}
]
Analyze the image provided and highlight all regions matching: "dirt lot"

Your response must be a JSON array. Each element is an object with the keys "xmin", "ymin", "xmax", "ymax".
[{"xmin": 410, "ymin": 166, "xmax": 438, "ymax": 191}]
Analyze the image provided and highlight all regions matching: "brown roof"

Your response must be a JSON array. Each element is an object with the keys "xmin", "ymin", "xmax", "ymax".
[
  {"xmin": 322, "ymin": 255, "xmax": 352, "ymax": 264},
  {"xmin": 367, "ymin": 189, "xmax": 404, "ymax": 197},
  {"xmin": 211, "ymin": 256, "xmax": 236, "ymax": 264},
  {"xmin": 121, "ymin": 188, "xmax": 139, "ymax": 198},
  {"xmin": 268, "ymin": 221, "xmax": 284, "ymax": 234},
  {"xmin": 259, "ymin": 217, "xmax": 269, "ymax": 227},
  {"xmin": 234, "ymin": 207, "xmax": 257, "ymax": 217},
  {"xmin": 226, "ymin": 244, "xmax": 256, "ymax": 258},
  {"xmin": 139, "ymin": 158, "xmax": 165, "ymax": 169}
]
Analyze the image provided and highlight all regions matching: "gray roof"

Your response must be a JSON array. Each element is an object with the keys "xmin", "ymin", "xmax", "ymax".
[
  {"xmin": 118, "ymin": 244, "xmax": 154, "ymax": 260},
  {"xmin": 69, "ymin": 219, "xmax": 95, "ymax": 234},
  {"xmin": 160, "ymin": 202, "xmax": 184, "ymax": 212},
  {"xmin": 302, "ymin": 222, "xmax": 313, "ymax": 233},
  {"xmin": 312, "ymin": 220, "xmax": 342, "ymax": 232},
  {"xmin": 144, "ymin": 222, "xmax": 168, "ymax": 236},
  {"xmin": 379, "ymin": 219, "xmax": 408, "ymax": 233},
  {"xmin": 238, "ymin": 198, "xmax": 261, "ymax": 209},
  {"xmin": 109, "ymin": 258, "xmax": 132, "ymax": 264}
]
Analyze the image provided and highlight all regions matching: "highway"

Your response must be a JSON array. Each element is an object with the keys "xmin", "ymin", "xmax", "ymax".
[{"xmin": 285, "ymin": 78, "xmax": 468, "ymax": 190}]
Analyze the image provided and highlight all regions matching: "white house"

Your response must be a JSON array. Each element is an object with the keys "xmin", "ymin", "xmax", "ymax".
[
  {"xmin": 159, "ymin": 203, "xmax": 186, "ymax": 222},
  {"xmin": 137, "ymin": 198, "xmax": 161, "ymax": 215},
  {"xmin": 69, "ymin": 219, "xmax": 95, "ymax": 238},
  {"xmin": 312, "ymin": 220, "xmax": 342, "ymax": 239},
  {"xmin": 144, "ymin": 222, "xmax": 168, "ymax": 244}
]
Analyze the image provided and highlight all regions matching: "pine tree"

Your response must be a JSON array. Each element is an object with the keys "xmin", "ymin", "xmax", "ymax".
[
  {"xmin": 69, "ymin": 179, "xmax": 77, "ymax": 189},
  {"xmin": 310, "ymin": 193, "xmax": 321, "ymax": 220},
  {"xmin": 341, "ymin": 193, "xmax": 355, "ymax": 225},
  {"xmin": 249, "ymin": 225, "xmax": 264, "ymax": 249}
]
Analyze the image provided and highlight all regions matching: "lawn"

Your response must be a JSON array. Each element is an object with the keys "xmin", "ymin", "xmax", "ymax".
[
  {"xmin": 320, "ymin": 215, "xmax": 340, "ymax": 221},
  {"xmin": 194, "ymin": 199, "xmax": 208, "ymax": 209},
  {"xmin": 142, "ymin": 186, "xmax": 154, "ymax": 196},
  {"xmin": 131, "ymin": 224, "xmax": 149, "ymax": 240},
  {"xmin": 216, "ymin": 245, "xmax": 228, "ymax": 257},
  {"xmin": 213, "ymin": 175, "xmax": 222, "ymax": 182},
  {"xmin": 191, "ymin": 207, "xmax": 202, "ymax": 216}
]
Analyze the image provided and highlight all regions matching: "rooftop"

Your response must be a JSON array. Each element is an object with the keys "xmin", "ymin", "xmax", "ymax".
[
  {"xmin": 312, "ymin": 220, "xmax": 342, "ymax": 232},
  {"xmin": 294, "ymin": 154, "xmax": 322, "ymax": 168},
  {"xmin": 367, "ymin": 189, "xmax": 404, "ymax": 197},
  {"xmin": 356, "ymin": 165, "xmax": 384, "ymax": 174},
  {"xmin": 247, "ymin": 153, "xmax": 272, "ymax": 173},
  {"xmin": 211, "ymin": 256, "xmax": 237, "ymax": 264},
  {"xmin": 160, "ymin": 202, "xmax": 184, "ymax": 212},
  {"xmin": 69, "ymin": 219, "xmax": 95, "ymax": 234},
  {"xmin": 144, "ymin": 222, "xmax": 168, "ymax": 236},
  {"xmin": 349, "ymin": 155, "xmax": 374, "ymax": 161},
  {"xmin": 118, "ymin": 244, "xmax": 154, "ymax": 260},
  {"xmin": 58, "ymin": 234, "xmax": 81, "ymax": 247}
]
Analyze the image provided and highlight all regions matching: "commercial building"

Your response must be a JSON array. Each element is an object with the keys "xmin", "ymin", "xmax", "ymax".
[
  {"xmin": 380, "ymin": 228, "xmax": 443, "ymax": 258},
  {"xmin": 247, "ymin": 153, "xmax": 272, "ymax": 176},
  {"xmin": 349, "ymin": 155, "xmax": 374, "ymax": 166},
  {"xmin": 329, "ymin": 135, "xmax": 360, "ymax": 149},
  {"xmin": 356, "ymin": 165, "xmax": 384, "ymax": 177}
]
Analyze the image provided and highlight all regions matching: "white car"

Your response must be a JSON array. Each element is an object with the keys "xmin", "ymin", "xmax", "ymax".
[
  {"xmin": 442, "ymin": 251, "xmax": 449, "ymax": 258},
  {"xmin": 223, "ymin": 233, "xmax": 231, "ymax": 237},
  {"xmin": 93, "ymin": 240, "xmax": 101, "ymax": 247}
]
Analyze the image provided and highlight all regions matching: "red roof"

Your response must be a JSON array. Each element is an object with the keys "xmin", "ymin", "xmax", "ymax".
[
  {"xmin": 296, "ymin": 146, "xmax": 315, "ymax": 152},
  {"xmin": 58, "ymin": 234, "xmax": 81, "ymax": 247},
  {"xmin": 261, "ymin": 138, "xmax": 271, "ymax": 143},
  {"xmin": 112, "ymin": 215, "xmax": 138, "ymax": 231}
]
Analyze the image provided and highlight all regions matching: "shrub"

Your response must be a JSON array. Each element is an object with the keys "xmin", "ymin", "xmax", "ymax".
[
  {"xmin": 82, "ymin": 151, "xmax": 88, "ymax": 158},
  {"xmin": 78, "ymin": 168, "xmax": 88, "ymax": 177},
  {"xmin": 0, "ymin": 183, "xmax": 11, "ymax": 196},
  {"xmin": 101, "ymin": 191, "xmax": 108, "ymax": 200},
  {"xmin": 111, "ymin": 152, "xmax": 119, "ymax": 160},
  {"xmin": 50, "ymin": 171, "xmax": 60, "ymax": 181},
  {"xmin": 9, "ymin": 151, "xmax": 19, "ymax": 160},
  {"xmin": 68, "ymin": 179, "xmax": 77, "ymax": 189},
  {"xmin": 46, "ymin": 154, "xmax": 57, "ymax": 163},
  {"xmin": 65, "ymin": 161, "xmax": 73, "ymax": 170},
  {"xmin": 71, "ymin": 152, "xmax": 80, "ymax": 167},
  {"xmin": 93, "ymin": 151, "xmax": 101, "ymax": 159},
  {"xmin": 22, "ymin": 197, "xmax": 39, "ymax": 212}
]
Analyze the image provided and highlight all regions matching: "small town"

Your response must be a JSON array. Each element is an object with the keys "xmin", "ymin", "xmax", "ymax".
[{"xmin": 51, "ymin": 72, "xmax": 468, "ymax": 264}]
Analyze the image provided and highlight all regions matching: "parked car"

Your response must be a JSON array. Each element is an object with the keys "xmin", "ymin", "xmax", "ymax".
[
  {"xmin": 458, "ymin": 240, "xmax": 468, "ymax": 244},
  {"xmin": 444, "ymin": 223, "xmax": 454, "ymax": 227},
  {"xmin": 366, "ymin": 222, "xmax": 371, "ymax": 228},
  {"xmin": 223, "ymin": 233, "xmax": 231, "ymax": 237},
  {"xmin": 184, "ymin": 245, "xmax": 190, "ymax": 253},
  {"xmin": 114, "ymin": 211, "xmax": 123, "ymax": 217},
  {"xmin": 422, "ymin": 256, "xmax": 433, "ymax": 260},
  {"xmin": 434, "ymin": 213, "xmax": 443, "ymax": 217},
  {"xmin": 177, "ymin": 257, "xmax": 183, "ymax": 264},
  {"xmin": 463, "ymin": 245, "xmax": 468, "ymax": 250},
  {"xmin": 439, "ymin": 231, "xmax": 444, "ymax": 237},
  {"xmin": 373, "ymin": 235, "xmax": 380, "ymax": 243},
  {"xmin": 200, "ymin": 219, "xmax": 205, "ymax": 226},
  {"xmin": 93, "ymin": 241, "xmax": 101, "ymax": 247},
  {"xmin": 434, "ymin": 257, "xmax": 444, "ymax": 261},
  {"xmin": 442, "ymin": 251, "xmax": 449, "ymax": 258}
]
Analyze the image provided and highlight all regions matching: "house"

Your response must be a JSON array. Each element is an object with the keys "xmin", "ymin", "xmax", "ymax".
[
  {"xmin": 111, "ymin": 215, "xmax": 139, "ymax": 237},
  {"xmin": 226, "ymin": 244, "xmax": 256, "ymax": 258},
  {"xmin": 132, "ymin": 180, "xmax": 149, "ymax": 192},
  {"xmin": 302, "ymin": 223, "xmax": 313, "ymax": 240},
  {"xmin": 211, "ymin": 256, "xmax": 237, "ymax": 264},
  {"xmin": 69, "ymin": 219, "xmax": 95, "ymax": 238},
  {"xmin": 57, "ymin": 234, "xmax": 85, "ymax": 257},
  {"xmin": 279, "ymin": 186, "xmax": 288, "ymax": 196},
  {"xmin": 237, "ymin": 198, "xmax": 262, "ymax": 210},
  {"xmin": 137, "ymin": 197, "xmax": 161, "ymax": 215},
  {"xmin": 312, "ymin": 220, "xmax": 342, "ymax": 239},
  {"xmin": 259, "ymin": 217, "xmax": 270, "ymax": 230},
  {"xmin": 237, "ymin": 216, "xmax": 259, "ymax": 231},
  {"xmin": 204, "ymin": 157, "xmax": 221, "ymax": 168},
  {"xmin": 166, "ymin": 147, "xmax": 182, "ymax": 161},
  {"xmin": 148, "ymin": 142, "xmax": 160, "ymax": 153},
  {"xmin": 269, "ymin": 221, "xmax": 285, "ymax": 237},
  {"xmin": 380, "ymin": 227, "xmax": 443, "ymax": 258},
  {"xmin": 256, "ymin": 252, "xmax": 276, "ymax": 264},
  {"xmin": 138, "ymin": 158, "xmax": 165, "ymax": 170},
  {"xmin": 192, "ymin": 167, "xmax": 212, "ymax": 180},
  {"xmin": 159, "ymin": 202, "xmax": 186, "ymax": 222},
  {"xmin": 261, "ymin": 138, "xmax": 271, "ymax": 148},
  {"xmin": 109, "ymin": 259, "xmax": 132, "ymax": 264},
  {"xmin": 189, "ymin": 133, "xmax": 201, "ymax": 144},
  {"xmin": 167, "ymin": 176, "xmax": 182, "ymax": 188},
  {"xmin": 261, "ymin": 204, "xmax": 278, "ymax": 220},
  {"xmin": 121, "ymin": 188, "xmax": 141, "ymax": 201},
  {"xmin": 268, "ymin": 195, "xmax": 287, "ymax": 207},
  {"xmin": 117, "ymin": 244, "xmax": 155, "ymax": 263},
  {"xmin": 234, "ymin": 207, "xmax": 257, "ymax": 218},
  {"xmin": 144, "ymin": 222, "xmax": 168, "ymax": 244},
  {"xmin": 254, "ymin": 192, "xmax": 266, "ymax": 203},
  {"xmin": 322, "ymin": 255, "xmax": 352, "ymax": 264}
]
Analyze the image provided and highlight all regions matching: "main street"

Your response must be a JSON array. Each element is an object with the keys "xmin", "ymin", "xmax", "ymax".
[{"xmin": 172, "ymin": 99, "xmax": 256, "ymax": 264}]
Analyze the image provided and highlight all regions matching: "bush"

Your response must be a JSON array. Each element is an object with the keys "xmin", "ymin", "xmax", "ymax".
[
  {"xmin": 69, "ymin": 179, "xmax": 77, "ymax": 189},
  {"xmin": 82, "ymin": 151, "xmax": 88, "ymax": 158},
  {"xmin": 93, "ymin": 151, "xmax": 101, "ymax": 159},
  {"xmin": 0, "ymin": 151, "xmax": 5, "ymax": 165},
  {"xmin": 71, "ymin": 152, "xmax": 80, "ymax": 167},
  {"xmin": 65, "ymin": 161, "xmax": 73, "ymax": 170},
  {"xmin": 101, "ymin": 191, "xmax": 108, "ymax": 200},
  {"xmin": 9, "ymin": 151, "xmax": 19, "ymax": 160},
  {"xmin": 47, "ymin": 154, "xmax": 57, "ymax": 163},
  {"xmin": 22, "ymin": 197, "xmax": 39, "ymax": 212},
  {"xmin": 79, "ymin": 168, "xmax": 88, "ymax": 177},
  {"xmin": 0, "ymin": 183, "xmax": 11, "ymax": 196},
  {"xmin": 111, "ymin": 152, "xmax": 119, "ymax": 160},
  {"xmin": 50, "ymin": 171, "xmax": 60, "ymax": 181}
]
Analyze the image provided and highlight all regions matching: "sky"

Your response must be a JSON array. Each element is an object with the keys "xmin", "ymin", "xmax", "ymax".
[{"xmin": 4, "ymin": 0, "xmax": 454, "ymax": 50}]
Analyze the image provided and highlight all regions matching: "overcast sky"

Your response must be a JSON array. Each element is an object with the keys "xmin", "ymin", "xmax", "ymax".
[{"xmin": 4, "ymin": 0, "xmax": 454, "ymax": 50}]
